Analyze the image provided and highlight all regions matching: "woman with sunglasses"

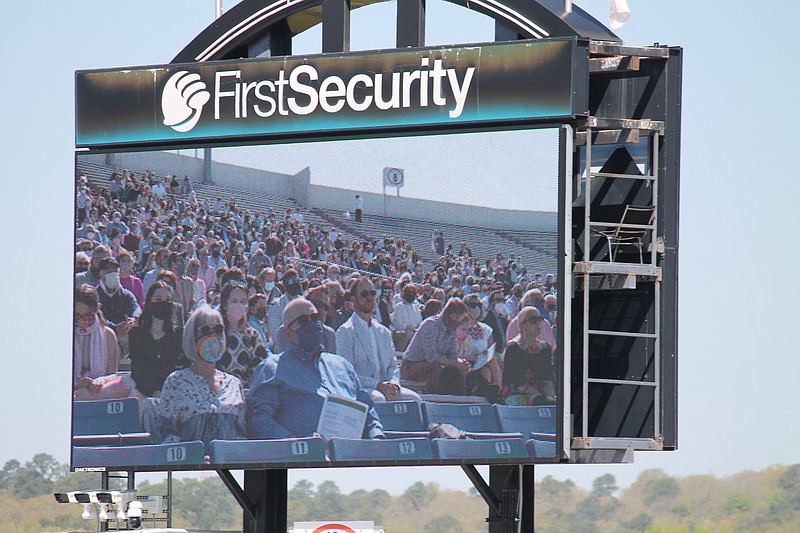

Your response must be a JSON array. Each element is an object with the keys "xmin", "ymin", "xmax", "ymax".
[
  {"xmin": 217, "ymin": 280, "xmax": 270, "ymax": 388},
  {"xmin": 158, "ymin": 304, "xmax": 246, "ymax": 446},
  {"xmin": 501, "ymin": 306, "xmax": 556, "ymax": 406},
  {"xmin": 129, "ymin": 280, "xmax": 188, "ymax": 397}
]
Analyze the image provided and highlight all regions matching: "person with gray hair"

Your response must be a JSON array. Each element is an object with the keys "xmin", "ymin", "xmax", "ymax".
[{"xmin": 157, "ymin": 304, "xmax": 246, "ymax": 446}]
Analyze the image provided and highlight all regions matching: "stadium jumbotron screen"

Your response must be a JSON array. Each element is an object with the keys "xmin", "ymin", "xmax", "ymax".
[{"xmin": 73, "ymin": 40, "xmax": 573, "ymax": 471}]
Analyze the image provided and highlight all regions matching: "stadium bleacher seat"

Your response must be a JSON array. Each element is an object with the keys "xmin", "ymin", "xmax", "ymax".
[
  {"xmin": 422, "ymin": 402, "xmax": 500, "ymax": 433},
  {"xmin": 72, "ymin": 441, "xmax": 205, "ymax": 468},
  {"xmin": 207, "ymin": 437, "xmax": 327, "ymax": 465},
  {"xmin": 328, "ymin": 437, "xmax": 434, "ymax": 461},
  {"xmin": 373, "ymin": 401, "xmax": 424, "ymax": 431},
  {"xmin": 422, "ymin": 402, "xmax": 522, "ymax": 439},
  {"xmin": 431, "ymin": 438, "xmax": 528, "ymax": 460},
  {"xmin": 526, "ymin": 438, "xmax": 557, "ymax": 459},
  {"xmin": 495, "ymin": 404, "xmax": 557, "ymax": 438},
  {"xmin": 73, "ymin": 398, "xmax": 142, "ymax": 435}
]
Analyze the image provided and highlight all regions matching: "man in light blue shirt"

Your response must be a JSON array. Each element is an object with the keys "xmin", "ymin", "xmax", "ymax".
[{"xmin": 246, "ymin": 298, "xmax": 384, "ymax": 440}]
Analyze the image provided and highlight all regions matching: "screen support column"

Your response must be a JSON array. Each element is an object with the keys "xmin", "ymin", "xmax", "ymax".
[
  {"xmin": 218, "ymin": 469, "xmax": 288, "ymax": 533},
  {"xmin": 462, "ymin": 465, "xmax": 534, "ymax": 532}
]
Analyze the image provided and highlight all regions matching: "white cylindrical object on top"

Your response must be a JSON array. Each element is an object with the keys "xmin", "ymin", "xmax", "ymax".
[{"xmin": 609, "ymin": 0, "xmax": 631, "ymax": 30}]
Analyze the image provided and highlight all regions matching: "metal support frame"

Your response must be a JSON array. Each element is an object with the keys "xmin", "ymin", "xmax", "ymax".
[
  {"xmin": 461, "ymin": 465, "xmax": 534, "ymax": 533},
  {"xmin": 397, "ymin": 0, "xmax": 425, "ymax": 48},
  {"xmin": 576, "ymin": 119, "xmax": 662, "ymax": 449},
  {"xmin": 322, "ymin": 0, "xmax": 351, "ymax": 53},
  {"xmin": 218, "ymin": 469, "xmax": 288, "ymax": 533}
]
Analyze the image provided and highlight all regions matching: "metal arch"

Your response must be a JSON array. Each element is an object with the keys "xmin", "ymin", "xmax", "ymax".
[{"xmin": 171, "ymin": 0, "xmax": 619, "ymax": 63}]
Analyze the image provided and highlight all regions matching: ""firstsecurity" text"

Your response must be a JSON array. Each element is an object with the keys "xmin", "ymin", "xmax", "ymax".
[{"xmin": 214, "ymin": 57, "xmax": 476, "ymax": 121}]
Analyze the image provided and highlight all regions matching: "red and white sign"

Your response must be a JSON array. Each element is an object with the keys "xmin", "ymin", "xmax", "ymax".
[{"xmin": 293, "ymin": 521, "xmax": 378, "ymax": 533}]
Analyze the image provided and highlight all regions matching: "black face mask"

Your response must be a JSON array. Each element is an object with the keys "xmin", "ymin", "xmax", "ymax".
[
  {"xmin": 150, "ymin": 300, "xmax": 173, "ymax": 320},
  {"xmin": 285, "ymin": 279, "xmax": 302, "ymax": 296},
  {"xmin": 211, "ymin": 249, "xmax": 221, "ymax": 258}
]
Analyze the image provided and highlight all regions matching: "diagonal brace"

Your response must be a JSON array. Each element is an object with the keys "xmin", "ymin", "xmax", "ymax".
[
  {"xmin": 216, "ymin": 469, "xmax": 257, "ymax": 522},
  {"xmin": 461, "ymin": 465, "xmax": 501, "ymax": 517}
]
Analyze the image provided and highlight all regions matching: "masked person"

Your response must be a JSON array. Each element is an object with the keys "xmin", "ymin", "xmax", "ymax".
[
  {"xmin": 74, "ymin": 245, "xmax": 110, "ymax": 287},
  {"xmin": 247, "ymin": 293, "xmax": 269, "ymax": 346},
  {"xmin": 96, "ymin": 257, "xmax": 141, "ymax": 355},
  {"xmin": 266, "ymin": 269, "xmax": 302, "ymax": 349},
  {"xmin": 246, "ymin": 298, "xmax": 384, "ymax": 440},
  {"xmin": 157, "ymin": 305, "xmax": 246, "ymax": 447},
  {"xmin": 129, "ymin": 281, "xmax": 187, "ymax": 397},
  {"xmin": 73, "ymin": 284, "xmax": 133, "ymax": 400}
]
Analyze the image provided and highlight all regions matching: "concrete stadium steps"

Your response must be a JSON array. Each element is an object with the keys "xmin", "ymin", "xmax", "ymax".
[
  {"xmin": 76, "ymin": 160, "xmax": 557, "ymax": 276},
  {"xmin": 313, "ymin": 206, "xmax": 556, "ymax": 274}
]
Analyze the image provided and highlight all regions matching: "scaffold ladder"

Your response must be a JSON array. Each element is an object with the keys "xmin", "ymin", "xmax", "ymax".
[{"xmin": 574, "ymin": 117, "xmax": 663, "ymax": 451}]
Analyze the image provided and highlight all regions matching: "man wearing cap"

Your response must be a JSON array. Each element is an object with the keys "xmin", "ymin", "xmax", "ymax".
[
  {"xmin": 75, "ymin": 245, "xmax": 111, "ymax": 288},
  {"xmin": 271, "ymin": 286, "xmax": 337, "ymax": 354},
  {"xmin": 266, "ymin": 269, "xmax": 302, "ymax": 350},
  {"xmin": 247, "ymin": 298, "xmax": 385, "ymax": 440}
]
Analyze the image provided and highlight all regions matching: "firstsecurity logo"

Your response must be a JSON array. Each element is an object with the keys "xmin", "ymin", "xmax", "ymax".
[
  {"xmin": 160, "ymin": 58, "xmax": 476, "ymax": 134},
  {"xmin": 162, "ymin": 71, "xmax": 211, "ymax": 133}
]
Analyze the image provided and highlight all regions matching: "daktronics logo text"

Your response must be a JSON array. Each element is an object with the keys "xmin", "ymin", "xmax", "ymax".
[{"xmin": 159, "ymin": 57, "xmax": 477, "ymax": 133}]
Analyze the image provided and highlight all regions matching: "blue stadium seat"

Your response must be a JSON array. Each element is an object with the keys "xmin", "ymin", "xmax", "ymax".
[
  {"xmin": 207, "ymin": 438, "xmax": 327, "ymax": 465},
  {"xmin": 422, "ymin": 402, "xmax": 500, "ymax": 433},
  {"xmin": 328, "ymin": 438, "xmax": 434, "ymax": 461},
  {"xmin": 373, "ymin": 401, "xmax": 424, "ymax": 431},
  {"xmin": 526, "ymin": 438, "xmax": 557, "ymax": 459},
  {"xmin": 72, "ymin": 441, "xmax": 205, "ymax": 468},
  {"xmin": 495, "ymin": 404, "xmax": 557, "ymax": 438},
  {"xmin": 73, "ymin": 398, "xmax": 142, "ymax": 435},
  {"xmin": 431, "ymin": 438, "xmax": 528, "ymax": 460}
]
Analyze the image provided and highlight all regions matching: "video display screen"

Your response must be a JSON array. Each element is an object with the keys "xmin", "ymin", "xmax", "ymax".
[{"xmin": 72, "ymin": 127, "xmax": 562, "ymax": 470}]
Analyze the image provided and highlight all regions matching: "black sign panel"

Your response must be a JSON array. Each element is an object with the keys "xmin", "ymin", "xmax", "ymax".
[{"xmin": 76, "ymin": 39, "xmax": 584, "ymax": 148}]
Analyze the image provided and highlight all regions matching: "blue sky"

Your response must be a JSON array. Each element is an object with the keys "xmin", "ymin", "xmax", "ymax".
[{"xmin": 2, "ymin": 0, "xmax": 798, "ymax": 495}]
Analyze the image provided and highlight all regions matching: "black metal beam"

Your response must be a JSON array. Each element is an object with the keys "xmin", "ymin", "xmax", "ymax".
[
  {"xmin": 397, "ymin": 0, "xmax": 425, "ymax": 48},
  {"xmin": 322, "ymin": 0, "xmax": 351, "ymax": 53},
  {"xmin": 242, "ymin": 470, "xmax": 288, "ymax": 533},
  {"xmin": 216, "ymin": 469, "xmax": 257, "ymax": 523},
  {"xmin": 248, "ymin": 20, "xmax": 293, "ymax": 58},
  {"xmin": 461, "ymin": 465, "xmax": 501, "ymax": 517}
]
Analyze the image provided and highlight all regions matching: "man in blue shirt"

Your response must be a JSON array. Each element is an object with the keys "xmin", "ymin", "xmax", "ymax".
[{"xmin": 246, "ymin": 298, "xmax": 384, "ymax": 440}]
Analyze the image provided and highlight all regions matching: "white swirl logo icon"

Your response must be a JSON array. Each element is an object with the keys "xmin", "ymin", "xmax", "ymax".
[{"xmin": 161, "ymin": 71, "xmax": 210, "ymax": 133}]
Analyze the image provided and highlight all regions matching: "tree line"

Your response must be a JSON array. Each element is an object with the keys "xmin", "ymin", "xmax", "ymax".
[{"xmin": 2, "ymin": 453, "xmax": 800, "ymax": 532}]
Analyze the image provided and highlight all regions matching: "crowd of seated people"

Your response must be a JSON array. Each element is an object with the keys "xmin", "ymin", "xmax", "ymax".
[{"xmin": 73, "ymin": 167, "xmax": 558, "ymax": 451}]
